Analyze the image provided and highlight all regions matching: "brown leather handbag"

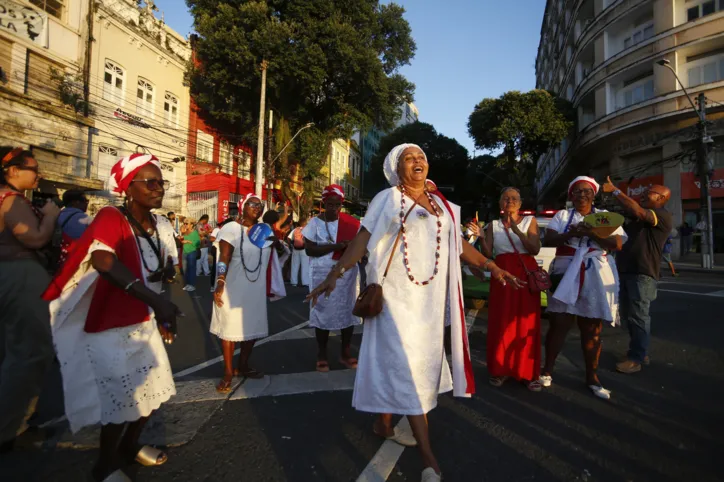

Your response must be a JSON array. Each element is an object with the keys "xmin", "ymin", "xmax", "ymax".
[
  {"xmin": 353, "ymin": 201, "xmax": 417, "ymax": 318},
  {"xmin": 503, "ymin": 225, "xmax": 551, "ymax": 294}
]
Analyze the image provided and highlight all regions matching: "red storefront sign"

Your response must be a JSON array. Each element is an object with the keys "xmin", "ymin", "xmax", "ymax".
[
  {"xmin": 680, "ymin": 168, "xmax": 724, "ymax": 199},
  {"xmin": 618, "ymin": 175, "xmax": 663, "ymax": 201}
]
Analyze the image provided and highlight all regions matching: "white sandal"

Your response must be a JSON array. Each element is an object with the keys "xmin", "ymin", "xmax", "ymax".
[
  {"xmin": 374, "ymin": 426, "xmax": 418, "ymax": 447},
  {"xmin": 539, "ymin": 375, "xmax": 552, "ymax": 387},
  {"xmin": 588, "ymin": 385, "xmax": 611, "ymax": 400},
  {"xmin": 421, "ymin": 467, "xmax": 442, "ymax": 482}
]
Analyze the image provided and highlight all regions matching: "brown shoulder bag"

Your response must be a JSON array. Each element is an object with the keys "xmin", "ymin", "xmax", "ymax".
[
  {"xmin": 352, "ymin": 200, "xmax": 418, "ymax": 318},
  {"xmin": 503, "ymin": 224, "xmax": 551, "ymax": 294}
]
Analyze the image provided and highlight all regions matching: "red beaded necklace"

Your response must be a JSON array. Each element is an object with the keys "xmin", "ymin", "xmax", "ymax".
[{"xmin": 399, "ymin": 185, "xmax": 443, "ymax": 286}]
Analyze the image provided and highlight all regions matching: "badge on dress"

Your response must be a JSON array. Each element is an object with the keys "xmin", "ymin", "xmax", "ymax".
[{"xmin": 416, "ymin": 209, "xmax": 429, "ymax": 219}]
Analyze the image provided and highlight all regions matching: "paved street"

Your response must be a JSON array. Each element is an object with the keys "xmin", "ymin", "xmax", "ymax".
[{"xmin": 2, "ymin": 272, "xmax": 723, "ymax": 482}]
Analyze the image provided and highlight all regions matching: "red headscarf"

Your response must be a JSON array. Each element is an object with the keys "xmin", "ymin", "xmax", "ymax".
[
  {"xmin": 108, "ymin": 153, "xmax": 162, "ymax": 195},
  {"xmin": 237, "ymin": 192, "xmax": 265, "ymax": 215},
  {"xmin": 322, "ymin": 184, "xmax": 345, "ymax": 203}
]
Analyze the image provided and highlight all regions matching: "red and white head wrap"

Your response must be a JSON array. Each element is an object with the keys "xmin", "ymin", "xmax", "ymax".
[
  {"xmin": 568, "ymin": 176, "xmax": 600, "ymax": 198},
  {"xmin": 108, "ymin": 153, "xmax": 162, "ymax": 196},
  {"xmin": 322, "ymin": 184, "xmax": 345, "ymax": 203},
  {"xmin": 237, "ymin": 192, "xmax": 264, "ymax": 214}
]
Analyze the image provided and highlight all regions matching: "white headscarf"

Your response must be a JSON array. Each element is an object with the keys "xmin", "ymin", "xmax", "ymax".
[
  {"xmin": 383, "ymin": 143, "xmax": 427, "ymax": 186},
  {"xmin": 237, "ymin": 193, "xmax": 265, "ymax": 214},
  {"xmin": 568, "ymin": 176, "xmax": 600, "ymax": 198}
]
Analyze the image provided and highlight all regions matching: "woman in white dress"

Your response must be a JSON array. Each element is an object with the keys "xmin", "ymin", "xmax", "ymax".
[
  {"xmin": 308, "ymin": 144, "xmax": 522, "ymax": 482},
  {"xmin": 542, "ymin": 176, "xmax": 626, "ymax": 400},
  {"xmin": 303, "ymin": 184, "xmax": 361, "ymax": 372},
  {"xmin": 43, "ymin": 154, "xmax": 182, "ymax": 482},
  {"xmin": 211, "ymin": 194, "xmax": 286, "ymax": 393}
]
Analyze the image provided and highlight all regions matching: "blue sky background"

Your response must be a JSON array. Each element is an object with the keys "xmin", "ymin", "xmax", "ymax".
[{"xmin": 153, "ymin": 0, "xmax": 545, "ymax": 154}]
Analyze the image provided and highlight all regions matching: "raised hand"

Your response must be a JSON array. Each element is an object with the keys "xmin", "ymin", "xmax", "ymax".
[
  {"xmin": 465, "ymin": 221, "xmax": 481, "ymax": 237},
  {"xmin": 602, "ymin": 176, "xmax": 616, "ymax": 193}
]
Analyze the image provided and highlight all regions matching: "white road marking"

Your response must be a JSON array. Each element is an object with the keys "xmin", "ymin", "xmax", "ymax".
[
  {"xmin": 356, "ymin": 417, "xmax": 412, "ymax": 482},
  {"xmin": 658, "ymin": 289, "xmax": 724, "ymax": 297},
  {"xmin": 229, "ymin": 369, "xmax": 356, "ymax": 400},
  {"xmin": 172, "ymin": 320, "xmax": 310, "ymax": 378}
]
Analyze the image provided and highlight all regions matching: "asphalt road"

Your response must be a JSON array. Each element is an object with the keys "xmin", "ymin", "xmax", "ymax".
[{"xmin": 3, "ymin": 271, "xmax": 723, "ymax": 482}]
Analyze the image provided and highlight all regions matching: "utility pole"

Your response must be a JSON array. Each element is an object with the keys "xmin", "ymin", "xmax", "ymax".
[
  {"xmin": 696, "ymin": 93, "xmax": 715, "ymax": 268},
  {"xmin": 83, "ymin": 0, "xmax": 95, "ymax": 179},
  {"xmin": 254, "ymin": 60, "xmax": 268, "ymax": 200},
  {"xmin": 266, "ymin": 109, "xmax": 274, "ymax": 207}
]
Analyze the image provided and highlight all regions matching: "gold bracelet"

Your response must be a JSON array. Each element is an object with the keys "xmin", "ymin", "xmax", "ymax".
[
  {"xmin": 216, "ymin": 279, "xmax": 226, "ymax": 285},
  {"xmin": 482, "ymin": 259, "xmax": 493, "ymax": 272}
]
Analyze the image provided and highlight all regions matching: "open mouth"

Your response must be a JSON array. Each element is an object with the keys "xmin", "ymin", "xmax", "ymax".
[{"xmin": 413, "ymin": 166, "xmax": 424, "ymax": 173}]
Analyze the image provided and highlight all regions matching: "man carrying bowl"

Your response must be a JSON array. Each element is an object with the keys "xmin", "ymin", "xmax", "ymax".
[{"xmin": 602, "ymin": 177, "xmax": 672, "ymax": 375}]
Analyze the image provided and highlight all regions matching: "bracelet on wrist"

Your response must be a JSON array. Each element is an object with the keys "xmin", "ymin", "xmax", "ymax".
[
  {"xmin": 124, "ymin": 279, "xmax": 141, "ymax": 292},
  {"xmin": 482, "ymin": 259, "xmax": 493, "ymax": 272},
  {"xmin": 216, "ymin": 279, "xmax": 226, "ymax": 285}
]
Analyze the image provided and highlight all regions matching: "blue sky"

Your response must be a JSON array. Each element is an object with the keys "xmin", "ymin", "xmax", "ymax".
[{"xmin": 153, "ymin": 0, "xmax": 545, "ymax": 154}]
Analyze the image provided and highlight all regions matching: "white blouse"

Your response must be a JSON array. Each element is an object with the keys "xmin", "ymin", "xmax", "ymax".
[{"xmin": 491, "ymin": 216, "xmax": 534, "ymax": 255}]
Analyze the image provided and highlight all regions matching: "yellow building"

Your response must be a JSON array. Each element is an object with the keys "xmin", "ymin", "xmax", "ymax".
[
  {"xmin": 536, "ymin": 0, "xmax": 724, "ymax": 256},
  {"xmin": 88, "ymin": 0, "xmax": 191, "ymax": 214},
  {"xmin": 347, "ymin": 140, "xmax": 362, "ymax": 201},
  {"xmin": 0, "ymin": 0, "xmax": 102, "ymax": 199}
]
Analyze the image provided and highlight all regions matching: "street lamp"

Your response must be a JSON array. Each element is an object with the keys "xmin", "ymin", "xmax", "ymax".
[
  {"xmin": 265, "ymin": 122, "xmax": 315, "ymax": 208},
  {"xmin": 272, "ymin": 122, "xmax": 315, "ymax": 163},
  {"xmin": 656, "ymin": 58, "xmax": 715, "ymax": 268}
]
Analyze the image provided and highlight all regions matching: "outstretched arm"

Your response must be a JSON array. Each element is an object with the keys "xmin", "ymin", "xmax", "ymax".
[{"xmin": 602, "ymin": 176, "xmax": 657, "ymax": 225}]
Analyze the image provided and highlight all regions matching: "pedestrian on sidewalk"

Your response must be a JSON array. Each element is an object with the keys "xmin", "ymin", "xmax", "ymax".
[
  {"xmin": 662, "ymin": 235, "xmax": 679, "ymax": 277},
  {"xmin": 289, "ymin": 218, "xmax": 310, "ymax": 287},
  {"xmin": 211, "ymin": 194, "xmax": 287, "ymax": 393},
  {"xmin": 303, "ymin": 184, "xmax": 361, "ymax": 372},
  {"xmin": 195, "ymin": 214, "xmax": 211, "ymax": 277},
  {"xmin": 42, "ymin": 153, "xmax": 181, "ymax": 481},
  {"xmin": 308, "ymin": 144, "xmax": 521, "ymax": 482},
  {"xmin": 602, "ymin": 177, "xmax": 672, "ymax": 374},
  {"xmin": 542, "ymin": 176, "xmax": 626, "ymax": 400},
  {"xmin": 466, "ymin": 187, "xmax": 542, "ymax": 392},
  {"xmin": 0, "ymin": 147, "xmax": 60, "ymax": 452},
  {"xmin": 181, "ymin": 217, "xmax": 200, "ymax": 291},
  {"xmin": 679, "ymin": 222, "xmax": 693, "ymax": 256}
]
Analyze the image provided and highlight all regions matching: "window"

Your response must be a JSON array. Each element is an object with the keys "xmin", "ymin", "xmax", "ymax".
[
  {"xmin": 622, "ymin": 22, "xmax": 654, "ymax": 51},
  {"xmin": 219, "ymin": 141, "xmax": 233, "ymax": 174},
  {"xmin": 687, "ymin": 51, "xmax": 724, "ymax": 87},
  {"xmin": 687, "ymin": 0, "xmax": 720, "ymax": 21},
  {"xmin": 98, "ymin": 144, "xmax": 119, "ymax": 181},
  {"xmin": 619, "ymin": 76, "xmax": 654, "ymax": 109},
  {"xmin": 236, "ymin": 150, "xmax": 251, "ymax": 179},
  {"xmin": 136, "ymin": 78, "xmax": 155, "ymax": 118},
  {"xmin": 103, "ymin": 60, "xmax": 124, "ymax": 104},
  {"xmin": 163, "ymin": 92, "xmax": 179, "ymax": 128},
  {"xmin": 196, "ymin": 130, "xmax": 214, "ymax": 163},
  {"xmin": 29, "ymin": 0, "xmax": 64, "ymax": 19}
]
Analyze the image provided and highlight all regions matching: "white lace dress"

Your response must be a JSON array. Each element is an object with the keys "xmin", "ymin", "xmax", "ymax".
[
  {"xmin": 50, "ymin": 216, "xmax": 177, "ymax": 432},
  {"xmin": 302, "ymin": 217, "xmax": 361, "ymax": 331},
  {"xmin": 547, "ymin": 208, "xmax": 628, "ymax": 324},
  {"xmin": 210, "ymin": 222, "xmax": 272, "ymax": 341},
  {"xmin": 353, "ymin": 189, "xmax": 454, "ymax": 415}
]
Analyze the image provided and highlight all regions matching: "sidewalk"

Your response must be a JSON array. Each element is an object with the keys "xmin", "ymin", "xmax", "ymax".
[{"xmin": 666, "ymin": 254, "xmax": 724, "ymax": 274}]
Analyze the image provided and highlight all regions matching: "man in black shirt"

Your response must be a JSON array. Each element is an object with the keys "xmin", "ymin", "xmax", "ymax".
[{"xmin": 602, "ymin": 177, "xmax": 672, "ymax": 374}]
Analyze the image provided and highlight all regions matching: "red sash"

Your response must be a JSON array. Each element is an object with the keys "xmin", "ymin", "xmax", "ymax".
[
  {"xmin": 42, "ymin": 206, "xmax": 151, "ymax": 333},
  {"xmin": 332, "ymin": 213, "xmax": 360, "ymax": 260}
]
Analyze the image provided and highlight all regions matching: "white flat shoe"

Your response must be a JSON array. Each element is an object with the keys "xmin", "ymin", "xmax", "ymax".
[
  {"xmin": 539, "ymin": 375, "xmax": 552, "ymax": 387},
  {"xmin": 589, "ymin": 385, "xmax": 611, "ymax": 400},
  {"xmin": 421, "ymin": 467, "xmax": 442, "ymax": 482},
  {"xmin": 375, "ymin": 426, "xmax": 418, "ymax": 447}
]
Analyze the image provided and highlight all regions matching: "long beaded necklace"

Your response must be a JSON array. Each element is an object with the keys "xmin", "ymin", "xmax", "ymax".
[
  {"xmin": 399, "ymin": 184, "xmax": 443, "ymax": 286},
  {"xmin": 323, "ymin": 213, "xmax": 336, "ymax": 244},
  {"xmin": 239, "ymin": 221, "xmax": 263, "ymax": 282}
]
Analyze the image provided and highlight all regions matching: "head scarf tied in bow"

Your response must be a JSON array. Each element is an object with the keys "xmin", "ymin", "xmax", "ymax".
[
  {"xmin": 237, "ymin": 192, "xmax": 265, "ymax": 215},
  {"xmin": 383, "ymin": 143, "xmax": 427, "ymax": 186},
  {"xmin": 322, "ymin": 184, "xmax": 345, "ymax": 203},
  {"xmin": 108, "ymin": 153, "xmax": 162, "ymax": 196},
  {"xmin": 568, "ymin": 176, "xmax": 600, "ymax": 198}
]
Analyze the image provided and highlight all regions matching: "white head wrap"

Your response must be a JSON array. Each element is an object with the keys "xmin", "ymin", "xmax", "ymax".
[
  {"xmin": 383, "ymin": 143, "xmax": 427, "ymax": 186},
  {"xmin": 568, "ymin": 176, "xmax": 600, "ymax": 198}
]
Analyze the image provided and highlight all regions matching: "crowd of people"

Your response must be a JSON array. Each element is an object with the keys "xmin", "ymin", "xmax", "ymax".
[{"xmin": 0, "ymin": 141, "xmax": 676, "ymax": 482}]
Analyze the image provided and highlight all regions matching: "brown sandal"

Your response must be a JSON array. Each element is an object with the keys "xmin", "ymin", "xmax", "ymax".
[
  {"xmin": 339, "ymin": 357, "xmax": 358, "ymax": 369},
  {"xmin": 316, "ymin": 360, "xmax": 330, "ymax": 372},
  {"xmin": 216, "ymin": 376, "xmax": 233, "ymax": 393}
]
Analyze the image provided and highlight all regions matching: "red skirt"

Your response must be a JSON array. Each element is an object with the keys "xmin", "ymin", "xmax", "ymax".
[{"xmin": 487, "ymin": 253, "xmax": 541, "ymax": 381}]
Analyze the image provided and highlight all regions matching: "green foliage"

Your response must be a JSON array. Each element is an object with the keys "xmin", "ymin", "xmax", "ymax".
[
  {"xmin": 365, "ymin": 122, "xmax": 469, "ymax": 200},
  {"xmin": 49, "ymin": 68, "xmax": 94, "ymax": 116},
  {"xmin": 467, "ymin": 90, "xmax": 572, "ymax": 166}
]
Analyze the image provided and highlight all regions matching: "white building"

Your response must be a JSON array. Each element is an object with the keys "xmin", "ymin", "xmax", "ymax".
[{"xmin": 395, "ymin": 102, "xmax": 419, "ymax": 128}]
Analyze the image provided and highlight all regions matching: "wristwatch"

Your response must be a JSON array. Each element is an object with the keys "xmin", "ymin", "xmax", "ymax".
[
  {"xmin": 613, "ymin": 189, "xmax": 621, "ymax": 197},
  {"xmin": 336, "ymin": 266, "xmax": 347, "ymax": 278}
]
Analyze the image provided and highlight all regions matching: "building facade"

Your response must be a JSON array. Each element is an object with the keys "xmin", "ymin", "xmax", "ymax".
[
  {"xmin": 536, "ymin": 0, "xmax": 724, "ymax": 257},
  {"xmin": 88, "ymin": 0, "xmax": 190, "ymax": 215},
  {"xmin": 0, "ymin": 0, "xmax": 102, "ymax": 202},
  {"xmin": 347, "ymin": 140, "xmax": 362, "ymax": 202}
]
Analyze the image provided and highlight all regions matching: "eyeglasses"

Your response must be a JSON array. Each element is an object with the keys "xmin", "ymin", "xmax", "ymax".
[
  {"xmin": 571, "ymin": 188, "xmax": 594, "ymax": 196},
  {"xmin": 246, "ymin": 201, "xmax": 263, "ymax": 209},
  {"xmin": 130, "ymin": 178, "xmax": 169, "ymax": 190}
]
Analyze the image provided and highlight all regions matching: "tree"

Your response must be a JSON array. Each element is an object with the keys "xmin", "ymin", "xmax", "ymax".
[
  {"xmin": 467, "ymin": 90, "xmax": 572, "ymax": 167},
  {"xmin": 365, "ymin": 122, "xmax": 469, "ymax": 201},
  {"xmin": 186, "ymin": 0, "xmax": 417, "ymax": 203}
]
